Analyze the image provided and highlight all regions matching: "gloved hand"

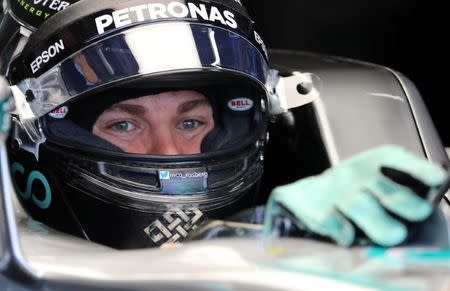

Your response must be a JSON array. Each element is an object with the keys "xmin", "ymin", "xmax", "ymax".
[
  {"xmin": 0, "ymin": 77, "xmax": 13, "ymax": 137},
  {"xmin": 264, "ymin": 145, "xmax": 447, "ymax": 247}
]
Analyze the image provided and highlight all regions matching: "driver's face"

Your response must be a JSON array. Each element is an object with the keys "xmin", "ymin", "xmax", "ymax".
[{"xmin": 92, "ymin": 90, "xmax": 214, "ymax": 155}]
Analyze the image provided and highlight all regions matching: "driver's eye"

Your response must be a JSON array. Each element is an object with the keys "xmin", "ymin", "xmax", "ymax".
[
  {"xmin": 181, "ymin": 119, "xmax": 202, "ymax": 130},
  {"xmin": 110, "ymin": 121, "xmax": 136, "ymax": 132}
]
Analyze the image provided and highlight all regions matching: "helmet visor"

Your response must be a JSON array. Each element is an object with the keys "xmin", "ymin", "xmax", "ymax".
[{"xmin": 13, "ymin": 22, "xmax": 270, "ymax": 121}]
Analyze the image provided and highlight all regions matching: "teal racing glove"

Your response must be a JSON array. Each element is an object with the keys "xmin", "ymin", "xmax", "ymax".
[{"xmin": 264, "ymin": 145, "xmax": 447, "ymax": 247}]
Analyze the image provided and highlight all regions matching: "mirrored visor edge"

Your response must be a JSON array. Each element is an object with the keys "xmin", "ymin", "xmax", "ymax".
[{"xmin": 14, "ymin": 22, "xmax": 270, "ymax": 121}]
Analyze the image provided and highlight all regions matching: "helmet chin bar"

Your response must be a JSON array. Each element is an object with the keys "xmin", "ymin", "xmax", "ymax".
[{"xmin": 267, "ymin": 69, "xmax": 321, "ymax": 116}]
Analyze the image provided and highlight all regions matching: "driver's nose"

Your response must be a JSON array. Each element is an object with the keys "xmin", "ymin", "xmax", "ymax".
[{"xmin": 147, "ymin": 130, "xmax": 180, "ymax": 155}]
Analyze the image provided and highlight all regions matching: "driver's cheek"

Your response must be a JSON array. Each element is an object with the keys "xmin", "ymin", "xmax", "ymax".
[
  {"xmin": 113, "ymin": 138, "xmax": 149, "ymax": 155},
  {"xmin": 172, "ymin": 124, "xmax": 215, "ymax": 155},
  {"xmin": 173, "ymin": 132, "xmax": 203, "ymax": 155}
]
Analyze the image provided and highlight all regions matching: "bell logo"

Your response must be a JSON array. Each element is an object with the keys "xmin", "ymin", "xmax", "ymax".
[
  {"xmin": 228, "ymin": 98, "xmax": 253, "ymax": 111},
  {"xmin": 48, "ymin": 106, "xmax": 68, "ymax": 119}
]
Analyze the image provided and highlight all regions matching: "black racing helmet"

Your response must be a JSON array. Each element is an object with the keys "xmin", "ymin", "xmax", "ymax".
[
  {"xmin": 0, "ymin": 0, "xmax": 80, "ymax": 74},
  {"xmin": 7, "ymin": 0, "xmax": 272, "ymax": 249}
]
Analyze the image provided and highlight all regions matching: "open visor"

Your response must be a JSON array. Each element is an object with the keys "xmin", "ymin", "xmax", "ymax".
[
  {"xmin": 43, "ymin": 82, "xmax": 266, "ymax": 154},
  {"xmin": 12, "ymin": 21, "xmax": 270, "ymax": 121}
]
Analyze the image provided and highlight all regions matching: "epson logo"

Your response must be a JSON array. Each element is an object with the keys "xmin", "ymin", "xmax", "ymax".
[
  {"xmin": 95, "ymin": 2, "xmax": 238, "ymax": 34},
  {"xmin": 30, "ymin": 39, "xmax": 65, "ymax": 73}
]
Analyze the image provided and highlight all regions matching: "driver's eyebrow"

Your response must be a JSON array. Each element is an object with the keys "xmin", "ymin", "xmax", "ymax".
[
  {"xmin": 178, "ymin": 99, "xmax": 211, "ymax": 114},
  {"xmin": 106, "ymin": 103, "xmax": 146, "ymax": 115}
]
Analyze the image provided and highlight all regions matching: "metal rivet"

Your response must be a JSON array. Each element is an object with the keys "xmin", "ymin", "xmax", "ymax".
[
  {"xmin": 25, "ymin": 90, "xmax": 35, "ymax": 102},
  {"xmin": 13, "ymin": 138, "xmax": 22, "ymax": 152},
  {"xmin": 296, "ymin": 82, "xmax": 312, "ymax": 95},
  {"xmin": 261, "ymin": 99, "xmax": 266, "ymax": 112},
  {"xmin": 259, "ymin": 153, "xmax": 265, "ymax": 161},
  {"xmin": 256, "ymin": 140, "xmax": 265, "ymax": 148}
]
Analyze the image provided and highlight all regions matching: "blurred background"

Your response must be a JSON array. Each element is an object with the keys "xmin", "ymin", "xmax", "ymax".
[{"xmin": 242, "ymin": 0, "xmax": 448, "ymax": 147}]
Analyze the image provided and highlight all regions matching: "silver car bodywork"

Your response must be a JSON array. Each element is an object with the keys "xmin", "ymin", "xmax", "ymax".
[{"xmin": 1, "ymin": 50, "xmax": 450, "ymax": 290}]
